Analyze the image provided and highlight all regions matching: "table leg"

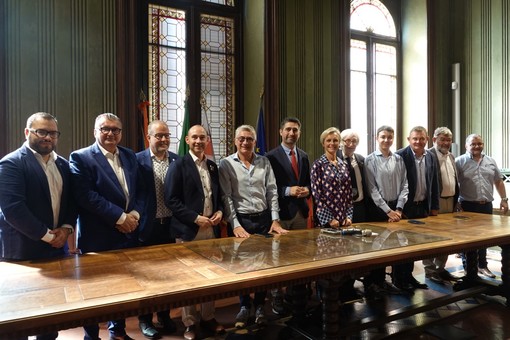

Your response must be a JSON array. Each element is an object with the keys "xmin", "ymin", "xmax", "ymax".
[
  {"xmin": 318, "ymin": 277, "xmax": 341, "ymax": 340},
  {"xmin": 500, "ymin": 245, "xmax": 510, "ymax": 306},
  {"xmin": 286, "ymin": 283, "xmax": 309, "ymax": 319}
]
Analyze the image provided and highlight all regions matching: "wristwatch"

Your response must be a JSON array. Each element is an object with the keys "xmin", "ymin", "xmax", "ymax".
[{"xmin": 502, "ymin": 197, "xmax": 508, "ymax": 202}]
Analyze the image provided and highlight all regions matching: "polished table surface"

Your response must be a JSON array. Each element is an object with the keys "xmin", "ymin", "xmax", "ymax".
[{"xmin": 1, "ymin": 212, "xmax": 509, "ymax": 337}]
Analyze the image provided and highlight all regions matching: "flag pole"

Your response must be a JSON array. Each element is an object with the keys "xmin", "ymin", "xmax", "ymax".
[{"xmin": 178, "ymin": 86, "xmax": 191, "ymax": 156}]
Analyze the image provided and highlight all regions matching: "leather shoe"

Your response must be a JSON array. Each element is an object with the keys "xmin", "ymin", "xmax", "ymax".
[
  {"xmin": 393, "ymin": 280, "xmax": 415, "ymax": 292},
  {"xmin": 156, "ymin": 315, "xmax": 177, "ymax": 333},
  {"xmin": 425, "ymin": 272, "xmax": 445, "ymax": 284},
  {"xmin": 200, "ymin": 318, "xmax": 226, "ymax": 335},
  {"xmin": 438, "ymin": 270, "xmax": 460, "ymax": 281},
  {"xmin": 364, "ymin": 283, "xmax": 385, "ymax": 300},
  {"xmin": 478, "ymin": 267, "xmax": 496, "ymax": 278},
  {"xmin": 139, "ymin": 321, "xmax": 161, "ymax": 339},
  {"xmin": 408, "ymin": 276, "xmax": 428, "ymax": 289},
  {"xmin": 184, "ymin": 325, "xmax": 196, "ymax": 340},
  {"xmin": 109, "ymin": 334, "xmax": 134, "ymax": 340}
]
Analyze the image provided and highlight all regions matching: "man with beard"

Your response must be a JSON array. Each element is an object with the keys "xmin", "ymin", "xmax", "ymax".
[
  {"xmin": 0, "ymin": 112, "xmax": 77, "ymax": 339},
  {"xmin": 266, "ymin": 117, "xmax": 311, "ymax": 314},
  {"xmin": 136, "ymin": 120, "xmax": 179, "ymax": 339},
  {"xmin": 165, "ymin": 125, "xmax": 225, "ymax": 340}
]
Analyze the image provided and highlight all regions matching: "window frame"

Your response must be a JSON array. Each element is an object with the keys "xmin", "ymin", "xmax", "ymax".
[
  {"xmin": 349, "ymin": 1, "xmax": 402, "ymax": 154},
  {"xmin": 142, "ymin": 0, "xmax": 243, "ymax": 159}
]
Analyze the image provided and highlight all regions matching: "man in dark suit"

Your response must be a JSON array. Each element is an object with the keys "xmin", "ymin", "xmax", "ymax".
[
  {"xmin": 338, "ymin": 129, "xmax": 369, "ymax": 223},
  {"xmin": 266, "ymin": 117, "xmax": 310, "ymax": 314},
  {"xmin": 266, "ymin": 117, "xmax": 310, "ymax": 230},
  {"xmin": 136, "ymin": 120, "xmax": 179, "ymax": 339},
  {"xmin": 70, "ymin": 113, "xmax": 144, "ymax": 340},
  {"xmin": 0, "ymin": 112, "xmax": 77, "ymax": 339},
  {"xmin": 165, "ymin": 125, "xmax": 225, "ymax": 340},
  {"xmin": 393, "ymin": 126, "xmax": 440, "ymax": 292}
]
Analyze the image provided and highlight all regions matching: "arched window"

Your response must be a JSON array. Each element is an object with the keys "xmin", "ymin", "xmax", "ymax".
[{"xmin": 350, "ymin": 0, "xmax": 399, "ymax": 154}]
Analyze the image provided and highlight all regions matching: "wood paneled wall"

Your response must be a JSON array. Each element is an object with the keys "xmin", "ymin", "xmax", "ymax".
[
  {"xmin": 430, "ymin": 0, "xmax": 510, "ymax": 167},
  {"xmin": 0, "ymin": 0, "xmax": 117, "ymax": 158}
]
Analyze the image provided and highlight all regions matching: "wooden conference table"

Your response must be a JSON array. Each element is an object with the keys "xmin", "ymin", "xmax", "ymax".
[{"xmin": 1, "ymin": 212, "xmax": 510, "ymax": 339}]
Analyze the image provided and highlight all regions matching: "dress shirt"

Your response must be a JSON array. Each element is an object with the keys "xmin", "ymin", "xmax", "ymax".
[
  {"xmin": 190, "ymin": 151, "xmax": 213, "ymax": 217},
  {"xmin": 456, "ymin": 152, "xmax": 502, "ymax": 202},
  {"xmin": 311, "ymin": 154, "xmax": 353, "ymax": 226},
  {"xmin": 365, "ymin": 149, "xmax": 409, "ymax": 213},
  {"xmin": 435, "ymin": 149, "xmax": 456, "ymax": 197},
  {"xmin": 26, "ymin": 144, "xmax": 68, "ymax": 243},
  {"xmin": 97, "ymin": 144, "xmax": 134, "ymax": 224},
  {"xmin": 219, "ymin": 152, "xmax": 280, "ymax": 228},
  {"xmin": 150, "ymin": 150, "xmax": 172, "ymax": 218},
  {"xmin": 413, "ymin": 150, "xmax": 427, "ymax": 202},
  {"xmin": 281, "ymin": 144, "xmax": 297, "ymax": 197}
]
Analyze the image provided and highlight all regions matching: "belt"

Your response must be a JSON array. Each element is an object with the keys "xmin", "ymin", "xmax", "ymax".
[
  {"xmin": 353, "ymin": 199, "xmax": 365, "ymax": 206},
  {"xmin": 385, "ymin": 199, "xmax": 398, "ymax": 207},
  {"xmin": 154, "ymin": 217, "xmax": 171, "ymax": 224},
  {"xmin": 413, "ymin": 200, "xmax": 425, "ymax": 205},
  {"xmin": 440, "ymin": 196, "xmax": 454, "ymax": 199},
  {"xmin": 464, "ymin": 200, "xmax": 489, "ymax": 205},
  {"xmin": 237, "ymin": 210, "xmax": 268, "ymax": 219}
]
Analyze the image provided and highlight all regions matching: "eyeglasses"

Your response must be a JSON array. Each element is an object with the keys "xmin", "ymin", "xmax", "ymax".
[
  {"xmin": 469, "ymin": 143, "xmax": 484, "ymax": 147},
  {"xmin": 342, "ymin": 139, "xmax": 358, "ymax": 146},
  {"xmin": 150, "ymin": 133, "xmax": 171, "ymax": 140},
  {"xmin": 29, "ymin": 129, "xmax": 61, "ymax": 139},
  {"xmin": 97, "ymin": 127, "xmax": 122, "ymax": 135},
  {"xmin": 236, "ymin": 136, "xmax": 255, "ymax": 143}
]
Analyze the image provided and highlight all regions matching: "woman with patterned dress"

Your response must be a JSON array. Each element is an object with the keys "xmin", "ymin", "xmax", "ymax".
[{"xmin": 311, "ymin": 127, "xmax": 353, "ymax": 228}]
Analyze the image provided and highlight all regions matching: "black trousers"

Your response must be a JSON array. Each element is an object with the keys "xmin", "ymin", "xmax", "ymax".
[{"xmin": 460, "ymin": 201, "xmax": 493, "ymax": 268}]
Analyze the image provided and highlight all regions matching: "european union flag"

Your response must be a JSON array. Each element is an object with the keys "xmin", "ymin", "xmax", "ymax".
[{"xmin": 255, "ymin": 106, "xmax": 266, "ymax": 155}]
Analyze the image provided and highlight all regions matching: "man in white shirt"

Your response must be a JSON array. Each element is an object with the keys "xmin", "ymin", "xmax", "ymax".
[
  {"xmin": 424, "ymin": 127, "xmax": 460, "ymax": 283},
  {"xmin": 0, "ymin": 112, "xmax": 77, "ymax": 339}
]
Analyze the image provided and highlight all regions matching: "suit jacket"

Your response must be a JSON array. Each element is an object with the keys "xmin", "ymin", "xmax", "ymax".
[
  {"xmin": 266, "ymin": 145, "xmax": 311, "ymax": 221},
  {"xmin": 69, "ymin": 143, "xmax": 145, "ymax": 253},
  {"xmin": 396, "ymin": 146, "xmax": 440, "ymax": 214},
  {"xmin": 337, "ymin": 150, "xmax": 370, "ymax": 200},
  {"xmin": 0, "ymin": 145, "xmax": 77, "ymax": 260},
  {"xmin": 428, "ymin": 147, "xmax": 459, "ymax": 205},
  {"xmin": 136, "ymin": 148, "xmax": 179, "ymax": 242},
  {"xmin": 165, "ymin": 153, "xmax": 223, "ymax": 241}
]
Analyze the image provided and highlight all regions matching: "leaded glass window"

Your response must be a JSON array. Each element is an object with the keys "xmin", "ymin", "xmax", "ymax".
[{"xmin": 148, "ymin": 2, "xmax": 238, "ymax": 160}]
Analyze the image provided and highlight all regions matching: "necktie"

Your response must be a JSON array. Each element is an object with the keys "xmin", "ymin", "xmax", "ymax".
[
  {"xmin": 290, "ymin": 149, "xmax": 299, "ymax": 179},
  {"xmin": 346, "ymin": 156, "xmax": 359, "ymax": 200}
]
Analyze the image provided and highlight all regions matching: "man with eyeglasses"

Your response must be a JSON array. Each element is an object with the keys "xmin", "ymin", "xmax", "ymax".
[
  {"xmin": 135, "ymin": 120, "xmax": 179, "ymax": 339},
  {"xmin": 423, "ymin": 127, "xmax": 460, "ymax": 284},
  {"xmin": 0, "ymin": 112, "xmax": 77, "ymax": 339},
  {"xmin": 219, "ymin": 124, "xmax": 288, "ymax": 328},
  {"xmin": 70, "ymin": 113, "xmax": 144, "ymax": 340},
  {"xmin": 456, "ymin": 133, "xmax": 508, "ymax": 278}
]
